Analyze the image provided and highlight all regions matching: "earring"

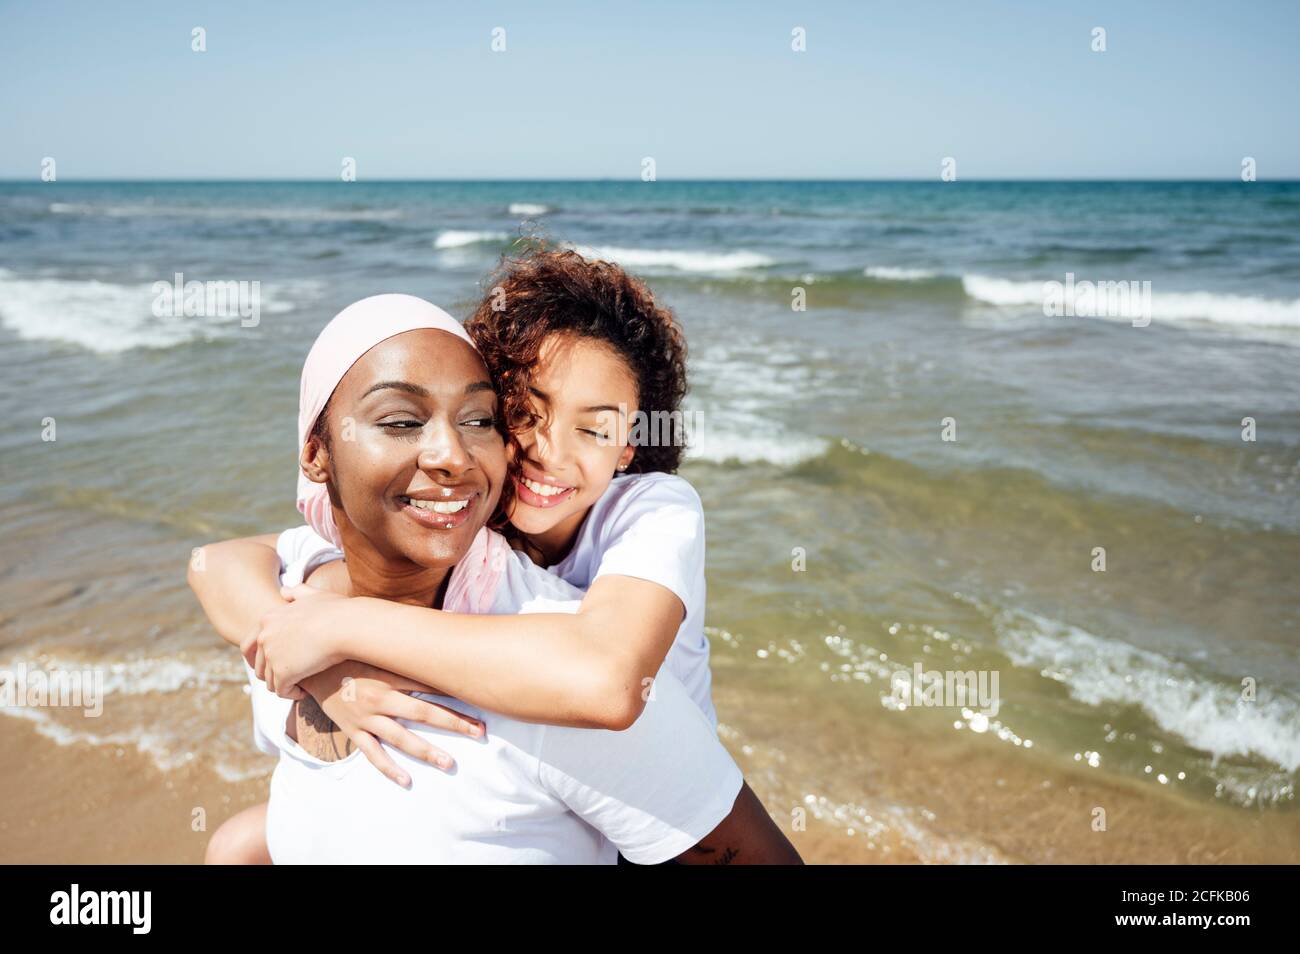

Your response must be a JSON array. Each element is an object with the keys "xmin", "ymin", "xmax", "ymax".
[{"xmin": 616, "ymin": 463, "xmax": 628, "ymax": 472}]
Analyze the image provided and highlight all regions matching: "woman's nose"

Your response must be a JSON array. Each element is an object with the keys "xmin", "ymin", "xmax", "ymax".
[{"xmin": 417, "ymin": 420, "xmax": 471, "ymax": 476}]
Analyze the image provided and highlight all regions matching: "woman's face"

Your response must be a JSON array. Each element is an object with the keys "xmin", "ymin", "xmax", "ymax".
[
  {"xmin": 507, "ymin": 333, "xmax": 637, "ymax": 540},
  {"xmin": 302, "ymin": 329, "xmax": 506, "ymax": 570}
]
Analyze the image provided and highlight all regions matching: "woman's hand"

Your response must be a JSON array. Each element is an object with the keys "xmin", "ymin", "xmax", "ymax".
[
  {"xmin": 300, "ymin": 661, "xmax": 486, "ymax": 787},
  {"xmin": 242, "ymin": 584, "xmax": 352, "ymax": 697}
]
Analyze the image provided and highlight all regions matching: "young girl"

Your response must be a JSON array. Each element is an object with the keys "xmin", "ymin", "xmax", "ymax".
[{"xmin": 192, "ymin": 248, "xmax": 715, "ymax": 862}]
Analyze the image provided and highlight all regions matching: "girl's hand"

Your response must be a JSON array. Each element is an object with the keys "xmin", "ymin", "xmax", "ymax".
[
  {"xmin": 300, "ymin": 661, "xmax": 486, "ymax": 786},
  {"xmin": 242, "ymin": 584, "xmax": 349, "ymax": 697}
]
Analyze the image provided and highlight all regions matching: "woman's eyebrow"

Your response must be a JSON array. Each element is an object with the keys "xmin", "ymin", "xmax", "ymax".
[
  {"xmin": 360, "ymin": 380, "xmax": 493, "ymax": 399},
  {"xmin": 361, "ymin": 381, "xmax": 429, "ymax": 399}
]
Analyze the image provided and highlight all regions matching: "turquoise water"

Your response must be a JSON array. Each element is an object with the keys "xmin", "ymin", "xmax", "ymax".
[{"xmin": 0, "ymin": 181, "xmax": 1297, "ymax": 848}]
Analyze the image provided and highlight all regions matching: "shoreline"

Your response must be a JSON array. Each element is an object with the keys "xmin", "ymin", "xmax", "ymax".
[{"xmin": 4, "ymin": 686, "xmax": 1296, "ymax": 864}]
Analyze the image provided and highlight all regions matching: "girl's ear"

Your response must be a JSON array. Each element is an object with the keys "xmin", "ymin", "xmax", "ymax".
[
  {"xmin": 616, "ymin": 444, "xmax": 635, "ymax": 473},
  {"xmin": 300, "ymin": 434, "xmax": 331, "ymax": 485}
]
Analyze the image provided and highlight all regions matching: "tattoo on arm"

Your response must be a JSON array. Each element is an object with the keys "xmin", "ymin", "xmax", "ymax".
[
  {"xmin": 689, "ymin": 844, "xmax": 740, "ymax": 865},
  {"xmin": 294, "ymin": 697, "xmax": 355, "ymax": 762}
]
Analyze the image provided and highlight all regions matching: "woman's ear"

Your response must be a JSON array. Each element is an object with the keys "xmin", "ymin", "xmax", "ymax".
[{"xmin": 300, "ymin": 434, "xmax": 331, "ymax": 485}]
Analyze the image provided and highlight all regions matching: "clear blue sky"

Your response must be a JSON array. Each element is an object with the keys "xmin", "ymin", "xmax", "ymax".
[{"xmin": 1, "ymin": 0, "xmax": 1296, "ymax": 179}]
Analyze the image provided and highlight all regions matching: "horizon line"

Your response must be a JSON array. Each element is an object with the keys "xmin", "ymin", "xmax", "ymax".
[{"xmin": 1, "ymin": 176, "xmax": 1295, "ymax": 184}]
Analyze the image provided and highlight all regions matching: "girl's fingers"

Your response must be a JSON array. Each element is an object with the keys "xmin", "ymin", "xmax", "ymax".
[
  {"xmin": 367, "ymin": 716, "xmax": 455, "ymax": 772},
  {"xmin": 387, "ymin": 693, "xmax": 485, "ymax": 739},
  {"xmin": 351, "ymin": 731, "xmax": 411, "ymax": 788}
]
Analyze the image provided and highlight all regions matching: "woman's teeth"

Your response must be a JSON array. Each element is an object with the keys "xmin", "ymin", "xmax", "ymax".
[
  {"xmin": 404, "ymin": 497, "xmax": 470, "ymax": 514},
  {"xmin": 521, "ymin": 477, "xmax": 572, "ymax": 497}
]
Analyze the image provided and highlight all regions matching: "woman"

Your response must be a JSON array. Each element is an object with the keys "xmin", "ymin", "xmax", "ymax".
[{"xmin": 196, "ymin": 292, "xmax": 798, "ymax": 864}]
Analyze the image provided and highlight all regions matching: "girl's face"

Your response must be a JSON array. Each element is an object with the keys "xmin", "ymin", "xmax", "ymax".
[
  {"xmin": 507, "ymin": 333, "xmax": 637, "ymax": 543},
  {"xmin": 301, "ymin": 329, "xmax": 506, "ymax": 571}
]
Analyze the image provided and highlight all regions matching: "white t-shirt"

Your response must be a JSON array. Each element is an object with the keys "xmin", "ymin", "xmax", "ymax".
[
  {"xmin": 546, "ymin": 472, "xmax": 716, "ymax": 726},
  {"xmin": 245, "ymin": 526, "xmax": 742, "ymax": 865}
]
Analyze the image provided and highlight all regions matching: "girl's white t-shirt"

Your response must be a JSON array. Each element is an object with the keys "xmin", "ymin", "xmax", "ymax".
[
  {"xmin": 545, "ymin": 472, "xmax": 716, "ymax": 726},
  {"xmin": 245, "ymin": 526, "xmax": 742, "ymax": 865}
]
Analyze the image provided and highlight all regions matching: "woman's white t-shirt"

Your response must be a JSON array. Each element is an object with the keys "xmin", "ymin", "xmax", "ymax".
[{"xmin": 245, "ymin": 526, "xmax": 741, "ymax": 865}]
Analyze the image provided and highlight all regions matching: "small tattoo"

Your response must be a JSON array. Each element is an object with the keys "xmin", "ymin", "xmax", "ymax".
[
  {"xmin": 294, "ymin": 698, "xmax": 354, "ymax": 762},
  {"xmin": 690, "ymin": 844, "xmax": 739, "ymax": 865}
]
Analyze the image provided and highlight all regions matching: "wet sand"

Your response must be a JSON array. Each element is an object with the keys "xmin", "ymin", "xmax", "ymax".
[{"xmin": 712, "ymin": 679, "xmax": 1300, "ymax": 864}]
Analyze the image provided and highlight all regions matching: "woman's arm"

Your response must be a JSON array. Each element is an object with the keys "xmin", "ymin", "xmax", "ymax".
[
  {"xmin": 255, "ymin": 574, "xmax": 686, "ymax": 730},
  {"xmin": 674, "ymin": 782, "xmax": 803, "ymax": 865}
]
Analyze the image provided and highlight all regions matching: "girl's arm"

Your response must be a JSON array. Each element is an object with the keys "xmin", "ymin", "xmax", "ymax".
[
  {"xmin": 187, "ymin": 535, "xmax": 286, "ymax": 648},
  {"xmin": 186, "ymin": 535, "xmax": 486, "ymax": 785},
  {"xmin": 256, "ymin": 577, "xmax": 684, "ymax": 730}
]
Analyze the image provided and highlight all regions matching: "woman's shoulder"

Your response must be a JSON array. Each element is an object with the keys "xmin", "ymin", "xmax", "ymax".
[
  {"xmin": 276, "ymin": 524, "xmax": 341, "ymax": 564},
  {"xmin": 276, "ymin": 524, "xmax": 344, "ymax": 585}
]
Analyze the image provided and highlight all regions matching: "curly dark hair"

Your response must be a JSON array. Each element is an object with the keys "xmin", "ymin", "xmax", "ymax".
[{"xmin": 465, "ymin": 245, "xmax": 690, "ymax": 475}]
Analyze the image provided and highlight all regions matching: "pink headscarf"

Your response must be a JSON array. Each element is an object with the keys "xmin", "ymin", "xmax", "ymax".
[{"xmin": 297, "ymin": 293, "xmax": 508, "ymax": 614}]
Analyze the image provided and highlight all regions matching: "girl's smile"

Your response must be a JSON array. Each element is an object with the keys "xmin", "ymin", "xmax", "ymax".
[{"xmin": 513, "ymin": 468, "xmax": 577, "ymax": 509}]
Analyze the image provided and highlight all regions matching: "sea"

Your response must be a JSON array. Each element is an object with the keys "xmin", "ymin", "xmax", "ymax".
[{"xmin": 1, "ymin": 180, "xmax": 1297, "ymax": 861}]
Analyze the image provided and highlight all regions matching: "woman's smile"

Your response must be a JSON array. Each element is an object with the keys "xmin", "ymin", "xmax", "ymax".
[{"xmin": 397, "ymin": 490, "xmax": 481, "ymax": 529}]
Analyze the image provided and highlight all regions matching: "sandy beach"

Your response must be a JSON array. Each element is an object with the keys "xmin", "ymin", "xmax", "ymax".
[{"xmin": 3, "ymin": 669, "xmax": 1296, "ymax": 865}]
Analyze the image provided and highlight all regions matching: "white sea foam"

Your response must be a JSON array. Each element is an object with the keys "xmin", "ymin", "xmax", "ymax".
[
  {"xmin": 685, "ymin": 425, "xmax": 829, "ymax": 467},
  {"xmin": 507, "ymin": 202, "xmax": 550, "ymax": 216},
  {"xmin": 995, "ymin": 611, "xmax": 1300, "ymax": 772},
  {"xmin": 864, "ymin": 266, "xmax": 938, "ymax": 281},
  {"xmin": 433, "ymin": 229, "xmax": 510, "ymax": 249},
  {"xmin": 962, "ymin": 274, "xmax": 1300, "ymax": 331},
  {"xmin": 0, "ymin": 651, "xmax": 261, "ymax": 779},
  {"xmin": 0, "ymin": 270, "xmax": 313, "ymax": 354},
  {"xmin": 570, "ymin": 243, "xmax": 775, "ymax": 274}
]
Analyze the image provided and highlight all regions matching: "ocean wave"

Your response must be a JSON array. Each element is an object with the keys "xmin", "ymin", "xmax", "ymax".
[
  {"xmin": 507, "ymin": 202, "xmax": 550, "ymax": 216},
  {"xmin": 0, "ymin": 270, "xmax": 316, "ymax": 354},
  {"xmin": 685, "ymin": 426, "xmax": 829, "ymax": 467},
  {"xmin": 48, "ymin": 202, "xmax": 403, "ymax": 222},
  {"xmin": 864, "ymin": 266, "xmax": 940, "ymax": 281},
  {"xmin": 570, "ymin": 243, "xmax": 776, "ymax": 274},
  {"xmin": 0, "ymin": 651, "xmax": 263, "ymax": 780},
  {"xmin": 995, "ymin": 610, "xmax": 1300, "ymax": 773},
  {"xmin": 433, "ymin": 229, "xmax": 510, "ymax": 249},
  {"xmin": 962, "ymin": 274, "xmax": 1300, "ymax": 330}
]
